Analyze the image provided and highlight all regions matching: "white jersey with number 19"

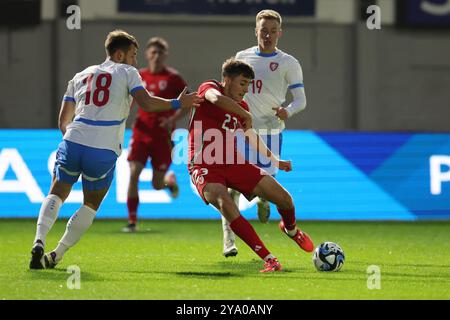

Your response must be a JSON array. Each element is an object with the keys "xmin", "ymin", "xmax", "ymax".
[
  {"xmin": 235, "ymin": 46, "xmax": 304, "ymax": 131},
  {"xmin": 62, "ymin": 59, "xmax": 144, "ymax": 156}
]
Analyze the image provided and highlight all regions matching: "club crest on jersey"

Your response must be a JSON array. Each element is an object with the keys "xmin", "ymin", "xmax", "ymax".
[
  {"xmin": 159, "ymin": 80, "xmax": 168, "ymax": 91},
  {"xmin": 270, "ymin": 62, "xmax": 279, "ymax": 71}
]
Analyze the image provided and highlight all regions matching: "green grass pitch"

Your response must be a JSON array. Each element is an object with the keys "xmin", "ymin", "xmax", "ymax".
[{"xmin": 0, "ymin": 219, "xmax": 449, "ymax": 300}]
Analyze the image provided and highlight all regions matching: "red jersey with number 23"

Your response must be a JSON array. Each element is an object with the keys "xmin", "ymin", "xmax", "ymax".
[{"xmin": 188, "ymin": 80, "xmax": 249, "ymax": 169}]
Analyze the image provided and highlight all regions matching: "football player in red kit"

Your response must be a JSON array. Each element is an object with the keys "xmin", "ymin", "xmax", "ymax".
[
  {"xmin": 188, "ymin": 58, "xmax": 314, "ymax": 272},
  {"xmin": 124, "ymin": 37, "xmax": 188, "ymax": 232}
]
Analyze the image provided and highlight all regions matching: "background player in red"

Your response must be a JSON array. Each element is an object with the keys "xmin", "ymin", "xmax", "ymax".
[
  {"xmin": 188, "ymin": 58, "xmax": 314, "ymax": 272},
  {"xmin": 123, "ymin": 37, "xmax": 188, "ymax": 232}
]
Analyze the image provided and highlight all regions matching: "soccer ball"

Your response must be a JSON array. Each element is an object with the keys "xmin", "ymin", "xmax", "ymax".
[{"xmin": 312, "ymin": 242, "xmax": 345, "ymax": 272}]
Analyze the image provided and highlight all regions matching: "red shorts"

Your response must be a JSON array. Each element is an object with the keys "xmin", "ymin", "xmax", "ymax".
[
  {"xmin": 127, "ymin": 133, "xmax": 173, "ymax": 172},
  {"xmin": 189, "ymin": 163, "xmax": 268, "ymax": 204}
]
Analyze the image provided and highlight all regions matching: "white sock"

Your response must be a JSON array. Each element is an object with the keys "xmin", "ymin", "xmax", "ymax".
[
  {"xmin": 221, "ymin": 215, "xmax": 236, "ymax": 241},
  {"xmin": 286, "ymin": 227, "xmax": 298, "ymax": 237},
  {"xmin": 54, "ymin": 205, "xmax": 96, "ymax": 260},
  {"xmin": 34, "ymin": 194, "xmax": 63, "ymax": 246},
  {"xmin": 263, "ymin": 254, "xmax": 276, "ymax": 261},
  {"xmin": 221, "ymin": 215, "xmax": 231, "ymax": 231}
]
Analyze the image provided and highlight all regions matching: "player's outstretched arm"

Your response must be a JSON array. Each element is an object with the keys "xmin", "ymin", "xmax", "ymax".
[
  {"xmin": 244, "ymin": 129, "xmax": 292, "ymax": 172},
  {"xmin": 204, "ymin": 88, "xmax": 252, "ymax": 130},
  {"xmin": 58, "ymin": 101, "xmax": 75, "ymax": 135},
  {"xmin": 133, "ymin": 87, "xmax": 202, "ymax": 112}
]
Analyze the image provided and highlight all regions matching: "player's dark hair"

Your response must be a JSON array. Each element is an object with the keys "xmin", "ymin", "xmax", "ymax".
[
  {"xmin": 146, "ymin": 37, "xmax": 169, "ymax": 51},
  {"xmin": 222, "ymin": 58, "xmax": 255, "ymax": 80},
  {"xmin": 105, "ymin": 30, "xmax": 139, "ymax": 56}
]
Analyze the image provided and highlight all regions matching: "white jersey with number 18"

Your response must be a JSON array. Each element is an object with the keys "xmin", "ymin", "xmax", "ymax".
[
  {"xmin": 62, "ymin": 59, "xmax": 144, "ymax": 156},
  {"xmin": 235, "ymin": 46, "xmax": 304, "ymax": 131}
]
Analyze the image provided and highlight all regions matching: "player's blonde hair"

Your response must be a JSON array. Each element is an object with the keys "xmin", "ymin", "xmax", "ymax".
[
  {"xmin": 256, "ymin": 9, "xmax": 282, "ymax": 27},
  {"xmin": 105, "ymin": 30, "xmax": 139, "ymax": 56}
]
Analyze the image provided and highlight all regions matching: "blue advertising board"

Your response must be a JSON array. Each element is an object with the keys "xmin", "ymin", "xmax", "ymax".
[
  {"xmin": 0, "ymin": 129, "xmax": 450, "ymax": 220},
  {"xmin": 397, "ymin": 0, "xmax": 450, "ymax": 27},
  {"xmin": 118, "ymin": 0, "xmax": 315, "ymax": 16}
]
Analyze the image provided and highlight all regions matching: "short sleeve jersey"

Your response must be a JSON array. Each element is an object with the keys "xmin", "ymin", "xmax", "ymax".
[
  {"xmin": 63, "ymin": 59, "xmax": 144, "ymax": 156},
  {"xmin": 188, "ymin": 80, "xmax": 249, "ymax": 168},
  {"xmin": 235, "ymin": 46, "xmax": 304, "ymax": 131}
]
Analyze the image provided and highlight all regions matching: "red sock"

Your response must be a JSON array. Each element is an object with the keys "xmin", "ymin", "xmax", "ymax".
[
  {"xmin": 278, "ymin": 207, "xmax": 296, "ymax": 231},
  {"xmin": 229, "ymin": 215, "xmax": 270, "ymax": 260},
  {"xmin": 127, "ymin": 197, "xmax": 139, "ymax": 224}
]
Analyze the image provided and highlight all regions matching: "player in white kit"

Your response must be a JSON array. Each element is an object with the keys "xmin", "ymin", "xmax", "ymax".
[
  {"xmin": 29, "ymin": 30, "xmax": 202, "ymax": 269},
  {"xmin": 222, "ymin": 10, "xmax": 307, "ymax": 257}
]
